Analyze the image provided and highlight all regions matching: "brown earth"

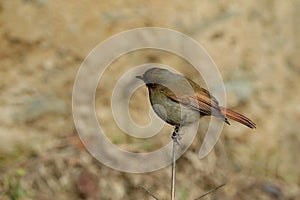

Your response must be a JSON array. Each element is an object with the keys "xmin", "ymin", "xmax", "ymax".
[{"xmin": 0, "ymin": 0, "xmax": 299, "ymax": 199}]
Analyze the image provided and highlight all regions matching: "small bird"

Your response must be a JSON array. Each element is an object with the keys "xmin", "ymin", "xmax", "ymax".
[{"xmin": 136, "ymin": 68, "xmax": 256, "ymax": 129}]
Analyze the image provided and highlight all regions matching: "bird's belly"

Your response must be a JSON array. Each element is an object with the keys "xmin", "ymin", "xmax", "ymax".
[{"xmin": 150, "ymin": 92, "xmax": 200, "ymax": 126}]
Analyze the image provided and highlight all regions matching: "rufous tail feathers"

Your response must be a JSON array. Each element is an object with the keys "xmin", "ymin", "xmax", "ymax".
[{"xmin": 220, "ymin": 107, "xmax": 256, "ymax": 129}]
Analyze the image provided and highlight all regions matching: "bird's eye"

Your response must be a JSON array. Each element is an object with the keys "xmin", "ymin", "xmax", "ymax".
[{"xmin": 146, "ymin": 83, "xmax": 154, "ymax": 88}]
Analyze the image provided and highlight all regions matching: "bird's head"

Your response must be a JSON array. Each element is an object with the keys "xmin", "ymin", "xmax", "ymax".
[{"xmin": 136, "ymin": 68, "xmax": 171, "ymax": 86}]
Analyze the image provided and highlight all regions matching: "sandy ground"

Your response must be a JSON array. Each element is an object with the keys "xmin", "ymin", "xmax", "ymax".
[{"xmin": 0, "ymin": 0, "xmax": 299, "ymax": 199}]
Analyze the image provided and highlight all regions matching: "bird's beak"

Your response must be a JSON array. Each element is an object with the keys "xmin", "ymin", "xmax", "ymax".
[{"xmin": 136, "ymin": 75, "xmax": 143, "ymax": 80}]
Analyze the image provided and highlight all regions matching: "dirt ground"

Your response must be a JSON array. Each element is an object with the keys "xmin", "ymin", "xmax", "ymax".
[{"xmin": 0, "ymin": 0, "xmax": 299, "ymax": 199}]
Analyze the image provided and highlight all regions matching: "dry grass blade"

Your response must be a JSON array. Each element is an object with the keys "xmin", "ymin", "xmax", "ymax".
[
  {"xmin": 142, "ymin": 186, "xmax": 159, "ymax": 200},
  {"xmin": 194, "ymin": 183, "xmax": 226, "ymax": 200}
]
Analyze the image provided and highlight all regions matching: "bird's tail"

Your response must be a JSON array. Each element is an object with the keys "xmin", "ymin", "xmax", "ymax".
[{"xmin": 220, "ymin": 107, "xmax": 256, "ymax": 129}]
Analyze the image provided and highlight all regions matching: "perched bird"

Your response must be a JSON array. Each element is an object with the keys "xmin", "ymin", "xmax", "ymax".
[{"xmin": 136, "ymin": 68, "xmax": 256, "ymax": 129}]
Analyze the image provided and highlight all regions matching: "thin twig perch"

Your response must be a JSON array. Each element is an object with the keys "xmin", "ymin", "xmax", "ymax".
[{"xmin": 171, "ymin": 126, "xmax": 180, "ymax": 200}]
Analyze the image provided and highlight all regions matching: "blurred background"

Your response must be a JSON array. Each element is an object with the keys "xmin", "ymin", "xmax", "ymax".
[{"xmin": 0, "ymin": 0, "xmax": 299, "ymax": 199}]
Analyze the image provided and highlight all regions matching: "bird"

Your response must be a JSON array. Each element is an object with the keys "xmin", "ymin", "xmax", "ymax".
[{"xmin": 136, "ymin": 67, "xmax": 256, "ymax": 129}]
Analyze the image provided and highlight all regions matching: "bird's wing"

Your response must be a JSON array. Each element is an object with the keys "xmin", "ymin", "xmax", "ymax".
[{"xmin": 160, "ymin": 78, "xmax": 222, "ymax": 116}]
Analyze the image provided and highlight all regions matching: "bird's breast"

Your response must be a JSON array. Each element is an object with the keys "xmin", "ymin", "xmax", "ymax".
[{"xmin": 148, "ymin": 86, "xmax": 200, "ymax": 126}]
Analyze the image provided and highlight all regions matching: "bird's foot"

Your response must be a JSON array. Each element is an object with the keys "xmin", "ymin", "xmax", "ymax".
[{"xmin": 172, "ymin": 126, "xmax": 182, "ymax": 145}]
